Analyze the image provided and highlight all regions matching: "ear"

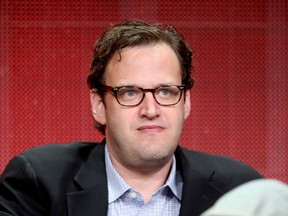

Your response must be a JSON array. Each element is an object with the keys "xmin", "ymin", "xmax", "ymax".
[
  {"xmin": 90, "ymin": 90, "xmax": 106, "ymax": 125},
  {"xmin": 184, "ymin": 91, "xmax": 191, "ymax": 119}
]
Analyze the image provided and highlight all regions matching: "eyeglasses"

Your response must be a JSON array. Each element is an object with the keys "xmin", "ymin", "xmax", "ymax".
[{"xmin": 101, "ymin": 84, "xmax": 186, "ymax": 107}]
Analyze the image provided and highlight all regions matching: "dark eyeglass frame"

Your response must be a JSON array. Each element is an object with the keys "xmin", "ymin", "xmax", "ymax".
[{"xmin": 97, "ymin": 84, "xmax": 186, "ymax": 107}]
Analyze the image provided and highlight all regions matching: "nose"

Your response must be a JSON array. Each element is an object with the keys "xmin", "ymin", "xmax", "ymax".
[{"xmin": 139, "ymin": 92, "xmax": 160, "ymax": 119}]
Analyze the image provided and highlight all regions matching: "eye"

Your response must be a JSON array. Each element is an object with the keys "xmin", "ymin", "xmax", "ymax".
[
  {"xmin": 157, "ymin": 87, "xmax": 178, "ymax": 98},
  {"xmin": 159, "ymin": 88, "xmax": 171, "ymax": 95},
  {"xmin": 125, "ymin": 90, "xmax": 136, "ymax": 97},
  {"xmin": 117, "ymin": 87, "xmax": 141, "ymax": 101}
]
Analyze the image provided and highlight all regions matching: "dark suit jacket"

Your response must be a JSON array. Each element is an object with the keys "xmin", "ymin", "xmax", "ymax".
[{"xmin": 0, "ymin": 141, "xmax": 262, "ymax": 216}]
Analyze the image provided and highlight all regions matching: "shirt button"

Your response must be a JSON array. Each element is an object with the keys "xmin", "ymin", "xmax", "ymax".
[{"xmin": 130, "ymin": 191, "xmax": 137, "ymax": 199}]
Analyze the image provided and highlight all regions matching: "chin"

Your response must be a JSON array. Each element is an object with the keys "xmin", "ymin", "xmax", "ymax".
[{"xmin": 136, "ymin": 157, "xmax": 170, "ymax": 170}]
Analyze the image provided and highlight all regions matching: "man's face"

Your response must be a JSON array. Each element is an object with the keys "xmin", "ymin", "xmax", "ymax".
[{"xmin": 91, "ymin": 43, "xmax": 190, "ymax": 170}]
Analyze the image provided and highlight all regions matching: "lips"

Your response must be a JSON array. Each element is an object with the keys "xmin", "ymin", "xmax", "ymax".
[{"xmin": 137, "ymin": 125, "xmax": 164, "ymax": 132}]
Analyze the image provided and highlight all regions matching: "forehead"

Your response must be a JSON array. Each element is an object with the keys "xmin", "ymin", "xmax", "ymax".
[{"xmin": 104, "ymin": 43, "xmax": 182, "ymax": 86}]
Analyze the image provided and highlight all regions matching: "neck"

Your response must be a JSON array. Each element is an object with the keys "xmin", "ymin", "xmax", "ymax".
[{"xmin": 110, "ymin": 154, "xmax": 173, "ymax": 203}]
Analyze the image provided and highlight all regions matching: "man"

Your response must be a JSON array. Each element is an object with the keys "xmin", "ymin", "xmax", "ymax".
[{"xmin": 0, "ymin": 20, "xmax": 262, "ymax": 216}]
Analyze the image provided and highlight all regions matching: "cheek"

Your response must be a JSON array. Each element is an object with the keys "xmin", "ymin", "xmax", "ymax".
[
  {"xmin": 172, "ymin": 112, "xmax": 185, "ymax": 129},
  {"xmin": 173, "ymin": 108, "xmax": 186, "ymax": 130},
  {"xmin": 168, "ymin": 104, "xmax": 185, "ymax": 119},
  {"xmin": 105, "ymin": 107, "xmax": 135, "ymax": 130}
]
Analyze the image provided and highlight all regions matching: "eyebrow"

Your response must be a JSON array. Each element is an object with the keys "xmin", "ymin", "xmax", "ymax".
[{"xmin": 111, "ymin": 83, "xmax": 182, "ymax": 88}]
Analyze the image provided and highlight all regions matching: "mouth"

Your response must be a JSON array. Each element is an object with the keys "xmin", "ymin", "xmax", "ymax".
[{"xmin": 137, "ymin": 125, "xmax": 165, "ymax": 133}]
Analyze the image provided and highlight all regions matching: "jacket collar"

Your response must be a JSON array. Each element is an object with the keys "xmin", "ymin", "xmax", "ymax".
[
  {"xmin": 66, "ymin": 141, "xmax": 108, "ymax": 216},
  {"xmin": 175, "ymin": 146, "xmax": 224, "ymax": 216},
  {"xmin": 66, "ymin": 142, "xmax": 223, "ymax": 216}
]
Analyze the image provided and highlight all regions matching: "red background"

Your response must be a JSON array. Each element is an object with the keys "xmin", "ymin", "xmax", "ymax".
[{"xmin": 0, "ymin": 0, "xmax": 287, "ymax": 183}]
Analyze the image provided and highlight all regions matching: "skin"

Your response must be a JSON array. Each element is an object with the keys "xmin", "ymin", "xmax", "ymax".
[{"xmin": 90, "ymin": 42, "xmax": 191, "ymax": 201}]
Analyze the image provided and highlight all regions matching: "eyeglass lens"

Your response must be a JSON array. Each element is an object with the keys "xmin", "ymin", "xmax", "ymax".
[{"xmin": 115, "ymin": 86, "xmax": 183, "ymax": 106}]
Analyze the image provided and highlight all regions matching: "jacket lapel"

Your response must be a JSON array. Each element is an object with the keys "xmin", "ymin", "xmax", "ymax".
[
  {"xmin": 66, "ymin": 143, "xmax": 108, "ymax": 216},
  {"xmin": 66, "ymin": 144, "xmax": 224, "ymax": 216},
  {"xmin": 176, "ymin": 147, "xmax": 224, "ymax": 216}
]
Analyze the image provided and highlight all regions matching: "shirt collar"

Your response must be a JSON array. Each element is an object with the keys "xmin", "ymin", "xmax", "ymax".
[
  {"xmin": 105, "ymin": 145, "xmax": 131, "ymax": 204},
  {"xmin": 165, "ymin": 154, "xmax": 183, "ymax": 200},
  {"xmin": 105, "ymin": 145, "xmax": 183, "ymax": 203}
]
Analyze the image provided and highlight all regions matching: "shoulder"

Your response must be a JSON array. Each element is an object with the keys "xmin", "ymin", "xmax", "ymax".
[
  {"xmin": 21, "ymin": 142, "xmax": 97, "ymax": 157},
  {"xmin": 21, "ymin": 141, "xmax": 103, "ymax": 164},
  {"xmin": 0, "ymin": 142, "xmax": 105, "ymax": 214},
  {"xmin": 21, "ymin": 142, "xmax": 99, "ymax": 162},
  {"xmin": 177, "ymin": 145, "xmax": 259, "ymax": 171},
  {"xmin": 5, "ymin": 142, "xmax": 103, "ymax": 180},
  {"xmin": 176, "ymin": 146, "xmax": 263, "ymax": 189}
]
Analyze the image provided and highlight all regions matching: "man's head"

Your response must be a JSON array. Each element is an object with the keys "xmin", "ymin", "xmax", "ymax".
[
  {"xmin": 88, "ymin": 20, "xmax": 194, "ymax": 170},
  {"xmin": 88, "ymin": 20, "xmax": 194, "ymax": 134}
]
